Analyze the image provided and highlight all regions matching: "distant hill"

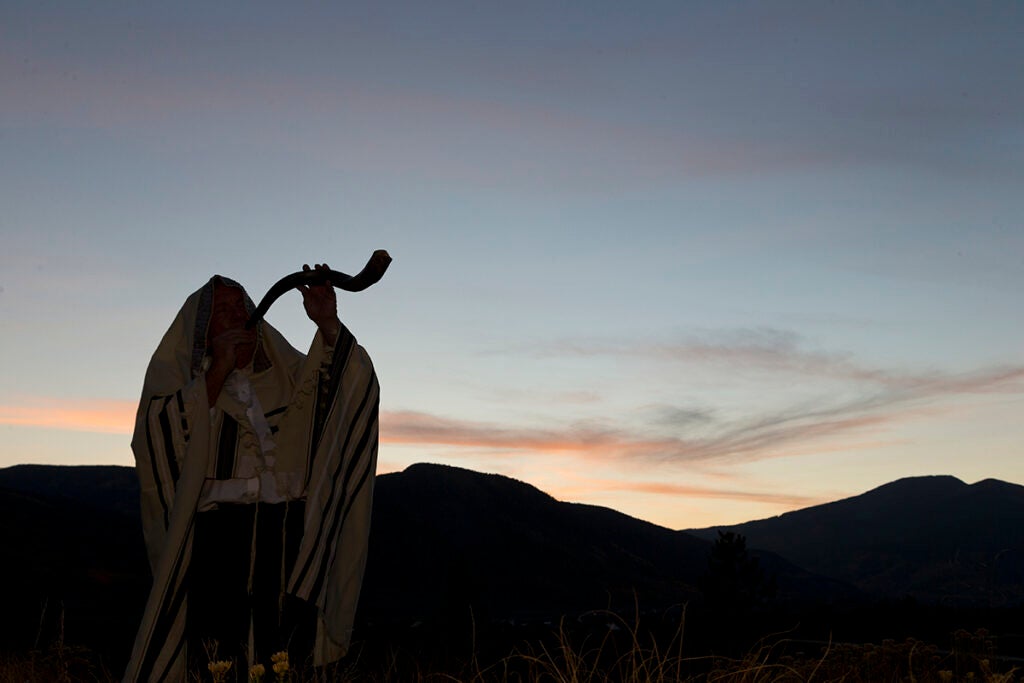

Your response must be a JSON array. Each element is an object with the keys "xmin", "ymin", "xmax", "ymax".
[
  {"xmin": 360, "ymin": 463, "xmax": 850, "ymax": 625},
  {"xmin": 0, "ymin": 468, "xmax": 150, "ymax": 663},
  {"xmin": 687, "ymin": 475, "xmax": 1024, "ymax": 607},
  {"xmin": 5, "ymin": 463, "xmax": 1023, "ymax": 668},
  {"xmin": 0, "ymin": 464, "xmax": 729, "ymax": 621},
  {"xmin": 362, "ymin": 462, "xmax": 705, "ymax": 623},
  {"xmin": 0, "ymin": 464, "xmax": 140, "ymax": 517}
]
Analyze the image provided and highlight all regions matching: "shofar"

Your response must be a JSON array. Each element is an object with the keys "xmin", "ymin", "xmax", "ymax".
[{"xmin": 246, "ymin": 249, "xmax": 392, "ymax": 329}]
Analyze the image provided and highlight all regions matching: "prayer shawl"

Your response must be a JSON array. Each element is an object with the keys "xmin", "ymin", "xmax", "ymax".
[{"xmin": 124, "ymin": 277, "xmax": 378, "ymax": 682}]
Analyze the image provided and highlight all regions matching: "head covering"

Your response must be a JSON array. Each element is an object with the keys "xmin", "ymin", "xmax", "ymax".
[{"xmin": 138, "ymin": 276, "xmax": 299, "ymax": 401}]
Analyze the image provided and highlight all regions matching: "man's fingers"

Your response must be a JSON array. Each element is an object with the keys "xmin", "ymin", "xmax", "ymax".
[{"xmin": 298, "ymin": 263, "xmax": 337, "ymax": 303}]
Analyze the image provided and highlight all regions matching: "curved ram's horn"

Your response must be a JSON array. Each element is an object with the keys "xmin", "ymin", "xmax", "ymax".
[{"xmin": 246, "ymin": 250, "xmax": 392, "ymax": 329}]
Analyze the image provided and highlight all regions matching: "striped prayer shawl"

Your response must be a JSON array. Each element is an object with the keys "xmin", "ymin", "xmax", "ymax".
[
  {"xmin": 289, "ymin": 335, "xmax": 379, "ymax": 661},
  {"xmin": 125, "ymin": 277, "xmax": 378, "ymax": 682},
  {"xmin": 126, "ymin": 383, "xmax": 211, "ymax": 682}
]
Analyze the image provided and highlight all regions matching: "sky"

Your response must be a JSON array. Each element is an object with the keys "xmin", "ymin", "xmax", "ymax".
[{"xmin": 2, "ymin": 2, "xmax": 1022, "ymax": 530}]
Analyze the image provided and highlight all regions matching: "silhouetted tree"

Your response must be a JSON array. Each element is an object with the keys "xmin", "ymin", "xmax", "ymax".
[
  {"xmin": 700, "ymin": 532, "xmax": 778, "ymax": 655},
  {"xmin": 700, "ymin": 531, "xmax": 776, "ymax": 621}
]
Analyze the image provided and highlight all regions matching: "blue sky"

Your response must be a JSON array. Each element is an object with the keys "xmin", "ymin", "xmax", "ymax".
[{"xmin": 2, "ymin": 2, "xmax": 1022, "ymax": 528}]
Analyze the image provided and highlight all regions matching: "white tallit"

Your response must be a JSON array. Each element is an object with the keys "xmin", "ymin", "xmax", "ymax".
[{"xmin": 124, "ymin": 276, "xmax": 378, "ymax": 682}]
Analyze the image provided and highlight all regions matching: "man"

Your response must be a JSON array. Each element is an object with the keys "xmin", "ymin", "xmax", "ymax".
[{"xmin": 125, "ymin": 263, "xmax": 380, "ymax": 681}]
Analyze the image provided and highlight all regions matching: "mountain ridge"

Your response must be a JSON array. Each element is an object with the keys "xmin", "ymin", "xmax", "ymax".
[
  {"xmin": 1, "ymin": 462, "xmax": 1022, "ymax": 668},
  {"xmin": 685, "ymin": 474, "xmax": 1024, "ymax": 606}
]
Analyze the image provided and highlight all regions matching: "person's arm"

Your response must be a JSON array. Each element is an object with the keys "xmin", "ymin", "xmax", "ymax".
[{"xmin": 317, "ymin": 316, "xmax": 342, "ymax": 349}]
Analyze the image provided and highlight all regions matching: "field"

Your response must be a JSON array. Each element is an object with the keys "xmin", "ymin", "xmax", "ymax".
[{"xmin": 4, "ymin": 609, "xmax": 1019, "ymax": 683}]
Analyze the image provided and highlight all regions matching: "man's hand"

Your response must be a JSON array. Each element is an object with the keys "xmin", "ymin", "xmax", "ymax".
[
  {"xmin": 205, "ymin": 327, "xmax": 256, "ymax": 405},
  {"xmin": 300, "ymin": 263, "xmax": 341, "ymax": 345},
  {"xmin": 208, "ymin": 328, "xmax": 257, "ymax": 372}
]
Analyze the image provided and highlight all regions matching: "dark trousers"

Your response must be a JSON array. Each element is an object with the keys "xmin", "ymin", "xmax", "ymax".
[{"xmin": 187, "ymin": 501, "xmax": 317, "ymax": 668}]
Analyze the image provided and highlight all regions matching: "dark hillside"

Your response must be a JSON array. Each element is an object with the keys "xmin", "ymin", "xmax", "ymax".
[
  {"xmin": 6, "ymin": 462, "xmax": 1017, "ymax": 670},
  {"xmin": 688, "ymin": 476, "xmax": 1024, "ymax": 605},
  {"xmin": 0, "ymin": 464, "xmax": 140, "ymax": 518},
  {"xmin": 0, "ymin": 485, "xmax": 149, "ymax": 664},
  {"xmin": 360, "ymin": 463, "xmax": 708, "ymax": 623}
]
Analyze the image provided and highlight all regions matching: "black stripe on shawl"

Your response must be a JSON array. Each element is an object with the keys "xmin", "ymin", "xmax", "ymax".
[
  {"xmin": 156, "ymin": 632, "xmax": 187, "ymax": 683},
  {"xmin": 308, "ymin": 397, "xmax": 377, "ymax": 600},
  {"xmin": 215, "ymin": 415, "xmax": 238, "ymax": 480},
  {"xmin": 291, "ymin": 375, "xmax": 375, "ymax": 591},
  {"xmin": 191, "ymin": 279, "xmax": 216, "ymax": 379},
  {"xmin": 306, "ymin": 387, "xmax": 321, "ymax": 489},
  {"xmin": 288, "ymin": 378, "xmax": 372, "ymax": 589},
  {"xmin": 158, "ymin": 396, "xmax": 181, "ymax": 484},
  {"xmin": 306, "ymin": 331, "xmax": 356, "ymax": 489},
  {"xmin": 140, "ymin": 573, "xmax": 188, "ymax": 682},
  {"xmin": 137, "ymin": 526, "xmax": 191, "ymax": 681},
  {"xmin": 144, "ymin": 396, "xmax": 171, "ymax": 529},
  {"xmin": 176, "ymin": 390, "xmax": 188, "ymax": 437},
  {"xmin": 323, "ymin": 328, "xmax": 356, "ymax": 412}
]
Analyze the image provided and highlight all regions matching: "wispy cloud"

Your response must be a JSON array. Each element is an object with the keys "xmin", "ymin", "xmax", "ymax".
[
  {"xmin": 6, "ymin": 328, "xmax": 1021, "ymax": 470},
  {"xmin": 381, "ymin": 410, "xmax": 675, "ymax": 456},
  {"xmin": 0, "ymin": 398, "xmax": 135, "ymax": 434},
  {"xmin": 530, "ymin": 327, "xmax": 1024, "ymax": 392},
  {"xmin": 380, "ymin": 404, "xmax": 901, "ymax": 467},
  {"xmin": 383, "ymin": 328, "xmax": 1024, "ymax": 467}
]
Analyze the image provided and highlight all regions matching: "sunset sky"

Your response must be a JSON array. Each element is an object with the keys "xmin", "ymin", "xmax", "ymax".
[{"xmin": 2, "ymin": 2, "xmax": 1022, "ymax": 529}]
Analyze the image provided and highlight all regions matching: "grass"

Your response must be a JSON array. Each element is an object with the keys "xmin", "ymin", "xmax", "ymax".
[{"xmin": 2, "ymin": 612, "xmax": 1018, "ymax": 682}]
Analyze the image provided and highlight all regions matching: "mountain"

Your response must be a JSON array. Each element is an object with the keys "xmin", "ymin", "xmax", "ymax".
[
  {"xmin": 0, "ymin": 464, "xmax": 839, "ymax": 651},
  {"xmin": 0, "ymin": 467, "xmax": 151, "ymax": 663},
  {"xmin": 5, "ymin": 462, "xmax": 1022, "ymax": 667},
  {"xmin": 0, "ymin": 463, "xmax": 712, "ymax": 622},
  {"xmin": 0, "ymin": 464, "xmax": 140, "ymax": 517},
  {"xmin": 362, "ymin": 463, "xmax": 706, "ymax": 623},
  {"xmin": 360, "ymin": 464, "xmax": 852, "ymax": 623},
  {"xmin": 686, "ymin": 475, "xmax": 1024, "ymax": 607}
]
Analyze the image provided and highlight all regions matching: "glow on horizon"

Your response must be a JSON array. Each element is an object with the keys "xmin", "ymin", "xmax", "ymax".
[
  {"xmin": 0, "ymin": 398, "xmax": 137, "ymax": 435},
  {"xmin": 3, "ymin": 376, "xmax": 1022, "ymax": 530}
]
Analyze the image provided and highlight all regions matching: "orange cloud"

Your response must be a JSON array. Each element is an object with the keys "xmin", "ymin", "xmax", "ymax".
[
  {"xmin": 379, "ymin": 359, "xmax": 1017, "ymax": 468},
  {"xmin": 0, "ymin": 398, "xmax": 135, "ymax": 434},
  {"xmin": 380, "ymin": 410, "xmax": 696, "ymax": 458},
  {"xmin": 378, "ymin": 405, "xmax": 909, "ymax": 467},
  {"xmin": 553, "ymin": 476, "xmax": 826, "ymax": 508}
]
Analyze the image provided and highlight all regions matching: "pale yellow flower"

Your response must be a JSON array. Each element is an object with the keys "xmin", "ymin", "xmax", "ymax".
[
  {"xmin": 207, "ymin": 659, "xmax": 233, "ymax": 683},
  {"xmin": 249, "ymin": 662, "xmax": 266, "ymax": 682},
  {"xmin": 271, "ymin": 651, "xmax": 290, "ymax": 681}
]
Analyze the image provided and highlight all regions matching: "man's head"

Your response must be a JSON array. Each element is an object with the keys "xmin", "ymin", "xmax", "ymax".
[{"xmin": 207, "ymin": 282, "xmax": 257, "ymax": 368}]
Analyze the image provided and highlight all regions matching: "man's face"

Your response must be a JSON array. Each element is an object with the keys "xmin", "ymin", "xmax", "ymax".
[{"xmin": 208, "ymin": 283, "xmax": 256, "ymax": 366}]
